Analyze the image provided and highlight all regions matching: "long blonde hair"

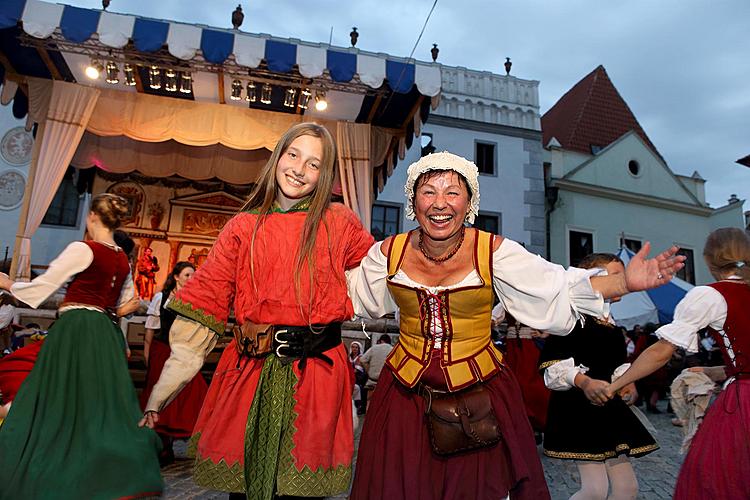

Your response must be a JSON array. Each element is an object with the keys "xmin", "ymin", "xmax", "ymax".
[
  {"xmin": 703, "ymin": 227, "xmax": 750, "ymax": 285},
  {"xmin": 240, "ymin": 122, "xmax": 338, "ymax": 319}
]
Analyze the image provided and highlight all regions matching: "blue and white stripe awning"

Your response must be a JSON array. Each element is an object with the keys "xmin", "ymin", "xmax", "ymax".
[{"xmin": 1, "ymin": 0, "xmax": 441, "ymax": 97}]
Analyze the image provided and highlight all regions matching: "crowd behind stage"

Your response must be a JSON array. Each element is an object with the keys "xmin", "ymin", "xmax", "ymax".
[{"xmin": 0, "ymin": 129, "xmax": 747, "ymax": 499}]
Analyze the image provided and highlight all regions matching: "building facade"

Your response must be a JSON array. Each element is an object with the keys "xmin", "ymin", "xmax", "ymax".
[{"xmin": 543, "ymin": 66, "xmax": 745, "ymax": 285}]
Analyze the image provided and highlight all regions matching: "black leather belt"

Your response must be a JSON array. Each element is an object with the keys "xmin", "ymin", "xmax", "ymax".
[{"xmin": 272, "ymin": 323, "xmax": 342, "ymax": 370}]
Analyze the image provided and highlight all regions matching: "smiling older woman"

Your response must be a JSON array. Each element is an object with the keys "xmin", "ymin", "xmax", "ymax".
[{"xmin": 348, "ymin": 152, "xmax": 684, "ymax": 500}]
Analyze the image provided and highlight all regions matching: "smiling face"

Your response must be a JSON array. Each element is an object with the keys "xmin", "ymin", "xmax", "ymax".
[
  {"xmin": 274, "ymin": 134, "xmax": 324, "ymax": 211},
  {"xmin": 413, "ymin": 170, "xmax": 470, "ymax": 241},
  {"xmin": 175, "ymin": 266, "xmax": 195, "ymax": 289}
]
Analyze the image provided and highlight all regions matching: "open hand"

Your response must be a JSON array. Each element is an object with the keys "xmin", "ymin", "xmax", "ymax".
[
  {"xmin": 624, "ymin": 242, "xmax": 685, "ymax": 292},
  {"xmin": 138, "ymin": 410, "xmax": 159, "ymax": 429}
]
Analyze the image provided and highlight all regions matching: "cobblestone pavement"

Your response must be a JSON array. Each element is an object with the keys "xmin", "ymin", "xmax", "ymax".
[{"xmin": 163, "ymin": 400, "xmax": 684, "ymax": 499}]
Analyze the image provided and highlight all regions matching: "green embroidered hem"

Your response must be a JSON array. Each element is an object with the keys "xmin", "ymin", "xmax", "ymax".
[
  {"xmin": 167, "ymin": 298, "xmax": 226, "ymax": 334},
  {"xmin": 244, "ymin": 356, "xmax": 351, "ymax": 499},
  {"xmin": 192, "ymin": 453, "xmax": 245, "ymax": 493}
]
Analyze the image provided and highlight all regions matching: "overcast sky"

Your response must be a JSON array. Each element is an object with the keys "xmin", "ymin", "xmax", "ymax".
[{"xmin": 63, "ymin": 0, "xmax": 750, "ymax": 210}]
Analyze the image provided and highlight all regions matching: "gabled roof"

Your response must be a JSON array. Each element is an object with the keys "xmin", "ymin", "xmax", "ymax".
[
  {"xmin": 737, "ymin": 154, "xmax": 750, "ymax": 168},
  {"xmin": 542, "ymin": 65, "xmax": 661, "ymax": 159}
]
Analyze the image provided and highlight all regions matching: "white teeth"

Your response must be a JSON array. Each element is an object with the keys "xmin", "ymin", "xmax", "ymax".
[
  {"xmin": 286, "ymin": 176, "xmax": 303, "ymax": 187},
  {"xmin": 429, "ymin": 215, "xmax": 452, "ymax": 221}
]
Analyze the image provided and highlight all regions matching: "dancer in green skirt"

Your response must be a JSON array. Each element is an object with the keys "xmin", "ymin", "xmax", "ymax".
[{"xmin": 0, "ymin": 193, "xmax": 162, "ymax": 499}]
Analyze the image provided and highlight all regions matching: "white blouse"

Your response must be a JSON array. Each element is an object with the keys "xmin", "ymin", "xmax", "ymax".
[
  {"xmin": 10, "ymin": 241, "xmax": 135, "ymax": 310},
  {"xmin": 144, "ymin": 292, "xmax": 163, "ymax": 330},
  {"xmin": 352, "ymin": 238, "xmax": 605, "ymax": 336},
  {"xmin": 656, "ymin": 283, "xmax": 731, "ymax": 354}
]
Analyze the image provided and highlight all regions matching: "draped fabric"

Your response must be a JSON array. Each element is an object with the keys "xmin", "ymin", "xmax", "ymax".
[
  {"xmin": 13, "ymin": 80, "xmax": 100, "ymax": 280},
  {"xmin": 86, "ymin": 89, "xmax": 301, "ymax": 150},
  {"xmin": 336, "ymin": 122, "xmax": 372, "ymax": 231},
  {"xmin": 71, "ymin": 134, "xmax": 270, "ymax": 184}
]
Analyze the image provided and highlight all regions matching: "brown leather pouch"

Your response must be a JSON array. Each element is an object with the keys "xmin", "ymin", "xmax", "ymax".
[
  {"xmin": 424, "ymin": 383, "xmax": 501, "ymax": 456},
  {"xmin": 232, "ymin": 322, "xmax": 273, "ymax": 357}
]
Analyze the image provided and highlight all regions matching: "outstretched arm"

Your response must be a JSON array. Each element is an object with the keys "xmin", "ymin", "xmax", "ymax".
[{"xmin": 590, "ymin": 242, "xmax": 685, "ymax": 299}]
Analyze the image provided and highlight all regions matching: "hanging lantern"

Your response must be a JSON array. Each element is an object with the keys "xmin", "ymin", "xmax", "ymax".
[
  {"xmin": 246, "ymin": 81, "xmax": 257, "ymax": 102},
  {"xmin": 105, "ymin": 61, "xmax": 119, "ymax": 84},
  {"xmin": 260, "ymin": 83, "xmax": 273, "ymax": 104},
  {"xmin": 179, "ymin": 72, "xmax": 192, "ymax": 93},
  {"xmin": 283, "ymin": 88, "xmax": 297, "ymax": 108},
  {"xmin": 164, "ymin": 69, "xmax": 178, "ymax": 92},
  {"xmin": 230, "ymin": 79, "xmax": 243, "ymax": 100},
  {"xmin": 123, "ymin": 64, "xmax": 136, "ymax": 86},
  {"xmin": 148, "ymin": 66, "xmax": 162, "ymax": 89},
  {"xmin": 298, "ymin": 88, "xmax": 312, "ymax": 109}
]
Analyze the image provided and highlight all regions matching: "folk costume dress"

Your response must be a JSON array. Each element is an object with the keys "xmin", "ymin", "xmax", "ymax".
[
  {"xmin": 144, "ymin": 200, "xmax": 374, "ymax": 498},
  {"xmin": 539, "ymin": 316, "xmax": 659, "ymax": 461},
  {"xmin": 139, "ymin": 291, "xmax": 208, "ymax": 438},
  {"xmin": 350, "ymin": 229, "xmax": 607, "ymax": 500},
  {"xmin": 655, "ymin": 278, "xmax": 750, "ymax": 499},
  {"xmin": 0, "ymin": 240, "xmax": 163, "ymax": 500}
]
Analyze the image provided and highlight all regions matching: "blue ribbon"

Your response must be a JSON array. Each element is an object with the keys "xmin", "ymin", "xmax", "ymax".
[
  {"xmin": 60, "ymin": 5, "xmax": 100, "ymax": 43},
  {"xmin": 386, "ymin": 60, "xmax": 416, "ymax": 94},
  {"xmin": 132, "ymin": 18, "xmax": 169, "ymax": 52},
  {"xmin": 265, "ymin": 40, "xmax": 296, "ymax": 73},
  {"xmin": 201, "ymin": 29, "xmax": 234, "ymax": 64},
  {"xmin": 326, "ymin": 50, "xmax": 356, "ymax": 83}
]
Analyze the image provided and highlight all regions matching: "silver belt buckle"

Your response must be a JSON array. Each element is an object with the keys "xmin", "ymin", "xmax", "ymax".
[{"xmin": 274, "ymin": 328, "xmax": 289, "ymax": 357}]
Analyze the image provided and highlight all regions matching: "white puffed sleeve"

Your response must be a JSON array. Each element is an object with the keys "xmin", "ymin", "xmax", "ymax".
[
  {"xmin": 145, "ymin": 316, "xmax": 217, "ymax": 412},
  {"xmin": 656, "ymin": 286, "xmax": 727, "ymax": 353},
  {"xmin": 116, "ymin": 271, "xmax": 136, "ymax": 308},
  {"xmin": 11, "ymin": 242, "xmax": 93, "ymax": 308},
  {"xmin": 348, "ymin": 242, "xmax": 398, "ymax": 319},
  {"xmin": 144, "ymin": 292, "xmax": 163, "ymax": 330},
  {"xmin": 543, "ymin": 358, "xmax": 589, "ymax": 391},
  {"xmin": 493, "ymin": 239, "xmax": 605, "ymax": 335}
]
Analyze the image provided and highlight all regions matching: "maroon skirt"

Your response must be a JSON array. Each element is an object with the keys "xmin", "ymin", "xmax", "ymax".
[
  {"xmin": 674, "ymin": 379, "xmax": 750, "ymax": 499},
  {"xmin": 351, "ymin": 355, "xmax": 550, "ymax": 500},
  {"xmin": 504, "ymin": 338, "xmax": 550, "ymax": 432},
  {"xmin": 139, "ymin": 340, "xmax": 208, "ymax": 438}
]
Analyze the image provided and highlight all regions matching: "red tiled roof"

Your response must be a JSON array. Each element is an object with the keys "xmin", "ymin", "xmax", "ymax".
[{"xmin": 542, "ymin": 65, "xmax": 661, "ymax": 158}]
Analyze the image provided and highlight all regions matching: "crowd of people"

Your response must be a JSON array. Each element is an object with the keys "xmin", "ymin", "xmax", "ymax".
[{"xmin": 0, "ymin": 121, "xmax": 746, "ymax": 500}]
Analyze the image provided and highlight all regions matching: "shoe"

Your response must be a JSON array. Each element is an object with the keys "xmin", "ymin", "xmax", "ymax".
[{"xmin": 671, "ymin": 417, "xmax": 684, "ymax": 427}]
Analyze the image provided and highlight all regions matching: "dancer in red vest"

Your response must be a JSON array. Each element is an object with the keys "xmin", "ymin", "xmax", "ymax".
[
  {"xmin": 0, "ymin": 193, "xmax": 162, "ymax": 499},
  {"xmin": 605, "ymin": 227, "xmax": 750, "ymax": 499}
]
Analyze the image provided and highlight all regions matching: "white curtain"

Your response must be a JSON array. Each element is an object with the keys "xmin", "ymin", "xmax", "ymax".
[
  {"xmin": 336, "ymin": 122, "xmax": 372, "ymax": 231},
  {"xmin": 14, "ymin": 81, "xmax": 100, "ymax": 280}
]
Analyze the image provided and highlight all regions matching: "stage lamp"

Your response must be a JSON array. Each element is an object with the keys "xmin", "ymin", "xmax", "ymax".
[
  {"xmin": 148, "ymin": 66, "xmax": 162, "ymax": 89},
  {"xmin": 298, "ymin": 88, "xmax": 312, "ymax": 109},
  {"xmin": 165, "ymin": 69, "xmax": 178, "ymax": 92},
  {"xmin": 283, "ymin": 88, "xmax": 297, "ymax": 108},
  {"xmin": 230, "ymin": 79, "xmax": 243, "ymax": 100},
  {"xmin": 246, "ymin": 81, "xmax": 257, "ymax": 102},
  {"xmin": 314, "ymin": 90, "xmax": 328, "ymax": 111},
  {"xmin": 260, "ymin": 83, "xmax": 272, "ymax": 104},
  {"xmin": 105, "ymin": 61, "xmax": 119, "ymax": 84},
  {"xmin": 85, "ymin": 61, "xmax": 103, "ymax": 80},
  {"xmin": 123, "ymin": 64, "xmax": 136, "ymax": 86},
  {"xmin": 179, "ymin": 72, "xmax": 192, "ymax": 93}
]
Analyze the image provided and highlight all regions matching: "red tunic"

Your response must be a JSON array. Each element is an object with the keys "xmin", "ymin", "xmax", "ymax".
[{"xmin": 171, "ymin": 203, "xmax": 374, "ymax": 494}]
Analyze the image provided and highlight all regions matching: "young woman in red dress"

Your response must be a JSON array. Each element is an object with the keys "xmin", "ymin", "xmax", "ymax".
[{"xmin": 140, "ymin": 122, "xmax": 374, "ymax": 499}]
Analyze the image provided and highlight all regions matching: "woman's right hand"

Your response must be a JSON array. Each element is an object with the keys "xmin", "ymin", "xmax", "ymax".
[
  {"xmin": 139, "ymin": 410, "xmax": 159, "ymax": 429},
  {"xmin": 576, "ymin": 374, "xmax": 611, "ymax": 405}
]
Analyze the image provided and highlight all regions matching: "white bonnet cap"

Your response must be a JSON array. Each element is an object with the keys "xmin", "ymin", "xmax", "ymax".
[{"xmin": 404, "ymin": 151, "xmax": 480, "ymax": 224}]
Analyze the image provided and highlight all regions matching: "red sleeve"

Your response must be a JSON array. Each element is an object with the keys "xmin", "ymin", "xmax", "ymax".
[
  {"xmin": 168, "ymin": 214, "xmax": 244, "ymax": 333},
  {"xmin": 336, "ymin": 204, "xmax": 375, "ymax": 270}
]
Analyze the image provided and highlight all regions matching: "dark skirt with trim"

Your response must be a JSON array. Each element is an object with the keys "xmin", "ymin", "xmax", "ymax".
[
  {"xmin": 543, "ymin": 388, "xmax": 658, "ymax": 461},
  {"xmin": 350, "ymin": 358, "xmax": 550, "ymax": 500},
  {"xmin": 0, "ymin": 309, "xmax": 163, "ymax": 500}
]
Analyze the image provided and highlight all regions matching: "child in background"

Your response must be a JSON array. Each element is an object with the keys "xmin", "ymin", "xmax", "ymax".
[{"xmin": 540, "ymin": 253, "xmax": 658, "ymax": 500}]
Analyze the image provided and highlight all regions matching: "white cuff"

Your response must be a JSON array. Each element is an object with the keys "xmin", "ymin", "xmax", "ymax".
[
  {"xmin": 611, "ymin": 363, "xmax": 631, "ymax": 383},
  {"xmin": 544, "ymin": 357, "xmax": 589, "ymax": 391}
]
